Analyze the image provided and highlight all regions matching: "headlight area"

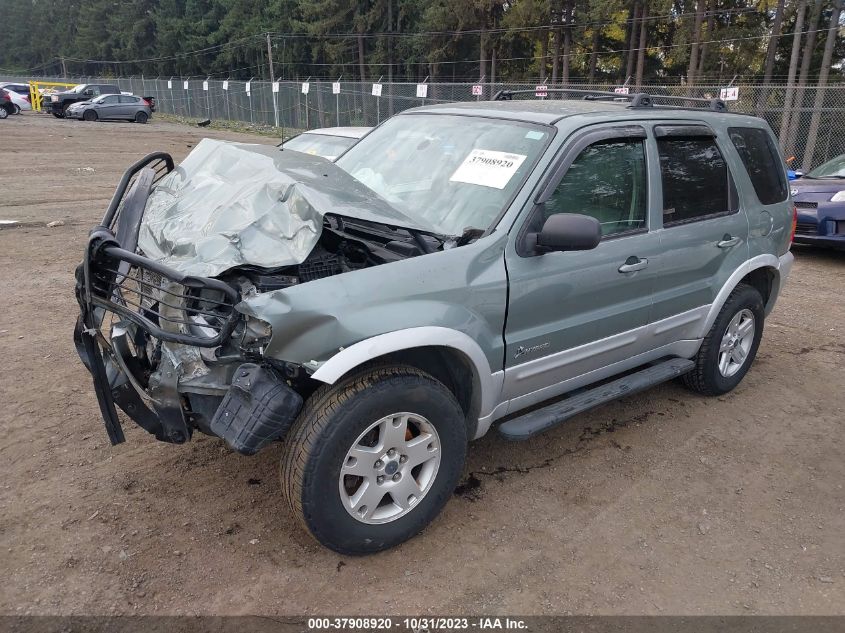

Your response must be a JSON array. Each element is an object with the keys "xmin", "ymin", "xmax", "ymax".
[{"xmin": 76, "ymin": 234, "xmax": 306, "ymax": 454}]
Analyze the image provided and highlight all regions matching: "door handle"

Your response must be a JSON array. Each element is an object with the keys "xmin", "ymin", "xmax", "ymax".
[
  {"xmin": 717, "ymin": 235, "xmax": 741, "ymax": 248},
  {"xmin": 618, "ymin": 257, "xmax": 648, "ymax": 273}
]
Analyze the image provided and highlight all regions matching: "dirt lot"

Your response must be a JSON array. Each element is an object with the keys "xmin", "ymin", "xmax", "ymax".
[{"xmin": 0, "ymin": 114, "xmax": 843, "ymax": 616}]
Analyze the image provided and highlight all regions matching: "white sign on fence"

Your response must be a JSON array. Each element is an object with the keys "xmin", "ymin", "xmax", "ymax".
[
  {"xmin": 332, "ymin": 82, "xmax": 341, "ymax": 94},
  {"xmin": 471, "ymin": 84, "xmax": 483, "ymax": 96},
  {"xmin": 720, "ymin": 86, "xmax": 739, "ymax": 101},
  {"xmin": 183, "ymin": 80, "xmax": 189, "ymax": 89},
  {"xmin": 245, "ymin": 81, "xmax": 251, "ymax": 94},
  {"xmin": 535, "ymin": 84, "xmax": 548, "ymax": 97},
  {"xmin": 222, "ymin": 80, "xmax": 229, "ymax": 91},
  {"xmin": 273, "ymin": 82, "xmax": 280, "ymax": 93},
  {"xmin": 202, "ymin": 80, "xmax": 209, "ymax": 91},
  {"xmin": 416, "ymin": 84, "xmax": 428, "ymax": 98},
  {"xmin": 372, "ymin": 83, "xmax": 383, "ymax": 96},
  {"xmin": 167, "ymin": 80, "xmax": 172, "ymax": 89},
  {"xmin": 614, "ymin": 86, "xmax": 630, "ymax": 94},
  {"xmin": 301, "ymin": 82, "xmax": 310, "ymax": 94}
]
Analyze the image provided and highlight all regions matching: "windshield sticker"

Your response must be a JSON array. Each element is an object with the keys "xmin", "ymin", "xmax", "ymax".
[
  {"xmin": 449, "ymin": 149, "xmax": 527, "ymax": 189},
  {"xmin": 525, "ymin": 130, "xmax": 546, "ymax": 140}
]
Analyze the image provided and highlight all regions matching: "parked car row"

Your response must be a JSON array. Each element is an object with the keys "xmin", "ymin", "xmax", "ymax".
[{"xmin": 0, "ymin": 81, "xmax": 155, "ymax": 123}]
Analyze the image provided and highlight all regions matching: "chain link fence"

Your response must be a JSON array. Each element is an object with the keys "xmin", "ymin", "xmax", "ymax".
[{"xmin": 4, "ymin": 75, "xmax": 845, "ymax": 171}]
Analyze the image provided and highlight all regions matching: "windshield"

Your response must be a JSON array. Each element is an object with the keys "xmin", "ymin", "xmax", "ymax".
[
  {"xmin": 806, "ymin": 154, "xmax": 845, "ymax": 179},
  {"xmin": 335, "ymin": 114, "xmax": 552, "ymax": 235},
  {"xmin": 283, "ymin": 133, "xmax": 359, "ymax": 161}
]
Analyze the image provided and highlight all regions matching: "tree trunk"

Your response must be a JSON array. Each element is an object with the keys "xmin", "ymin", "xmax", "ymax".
[
  {"xmin": 551, "ymin": 26, "xmax": 561, "ymax": 83},
  {"xmin": 562, "ymin": 1, "xmax": 573, "ymax": 85},
  {"xmin": 539, "ymin": 28, "xmax": 549, "ymax": 81},
  {"xmin": 785, "ymin": 0, "xmax": 823, "ymax": 150},
  {"xmin": 490, "ymin": 46, "xmax": 496, "ymax": 89},
  {"xmin": 778, "ymin": 0, "xmax": 807, "ymax": 152},
  {"xmin": 387, "ymin": 0, "xmax": 394, "ymax": 115},
  {"xmin": 687, "ymin": 0, "xmax": 705, "ymax": 86},
  {"xmin": 479, "ymin": 28, "xmax": 487, "ymax": 84},
  {"xmin": 762, "ymin": 0, "xmax": 786, "ymax": 83},
  {"xmin": 357, "ymin": 33, "xmax": 366, "ymax": 81},
  {"xmin": 624, "ymin": 2, "xmax": 640, "ymax": 83},
  {"xmin": 697, "ymin": 0, "xmax": 716, "ymax": 79},
  {"xmin": 801, "ymin": 0, "xmax": 843, "ymax": 171},
  {"xmin": 635, "ymin": 2, "xmax": 648, "ymax": 87},
  {"xmin": 588, "ymin": 27, "xmax": 600, "ymax": 82}
]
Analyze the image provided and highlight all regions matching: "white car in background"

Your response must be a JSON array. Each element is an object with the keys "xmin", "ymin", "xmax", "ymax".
[
  {"xmin": 0, "ymin": 82, "xmax": 32, "ymax": 113},
  {"xmin": 280, "ymin": 126, "xmax": 371, "ymax": 161}
]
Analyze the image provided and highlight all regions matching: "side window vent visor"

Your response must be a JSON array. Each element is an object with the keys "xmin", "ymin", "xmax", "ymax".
[{"xmin": 653, "ymin": 125, "xmax": 715, "ymax": 139}]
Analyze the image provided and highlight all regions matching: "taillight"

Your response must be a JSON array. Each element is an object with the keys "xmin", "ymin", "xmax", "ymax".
[{"xmin": 790, "ymin": 206, "xmax": 798, "ymax": 244}]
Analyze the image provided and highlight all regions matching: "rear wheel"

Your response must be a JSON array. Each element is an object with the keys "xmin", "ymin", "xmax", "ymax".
[
  {"xmin": 280, "ymin": 365, "xmax": 467, "ymax": 554},
  {"xmin": 82, "ymin": 109, "xmax": 97, "ymax": 122},
  {"xmin": 682, "ymin": 283, "xmax": 764, "ymax": 396},
  {"xmin": 134, "ymin": 111, "xmax": 148, "ymax": 124},
  {"xmin": 12, "ymin": 104, "xmax": 20, "ymax": 115},
  {"xmin": 0, "ymin": 107, "xmax": 8, "ymax": 120}
]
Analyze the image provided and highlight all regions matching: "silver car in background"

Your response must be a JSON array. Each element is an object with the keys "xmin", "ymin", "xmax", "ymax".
[
  {"xmin": 280, "ymin": 126, "xmax": 371, "ymax": 160},
  {"xmin": 66, "ymin": 94, "xmax": 153, "ymax": 123}
]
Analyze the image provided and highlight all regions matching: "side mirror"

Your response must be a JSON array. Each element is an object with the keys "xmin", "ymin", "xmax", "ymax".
[{"xmin": 531, "ymin": 213, "xmax": 602, "ymax": 254}]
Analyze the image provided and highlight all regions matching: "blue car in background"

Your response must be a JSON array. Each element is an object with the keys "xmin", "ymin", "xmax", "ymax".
[{"xmin": 790, "ymin": 154, "xmax": 845, "ymax": 250}]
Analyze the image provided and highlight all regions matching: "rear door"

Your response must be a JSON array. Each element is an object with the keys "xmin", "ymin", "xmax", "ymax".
[
  {"xmin": 649, "ymin": 123, "xmax": 749, "ymax": 329},
  {"xmin": 118, "ymin": 95, "xmax": 140, "ymax": 118},
  {"xmin": 96, "ymin": 95, "xmax": 121, "ymax": 119},
  {"xmin": 503, "ymin": 124, "xmax": 661, "ymax": 406}
]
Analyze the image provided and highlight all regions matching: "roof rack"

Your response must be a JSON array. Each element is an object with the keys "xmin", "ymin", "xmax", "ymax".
[{"xmin": 491, "ymin": 88, "xmax": 727, "ymax": 112}]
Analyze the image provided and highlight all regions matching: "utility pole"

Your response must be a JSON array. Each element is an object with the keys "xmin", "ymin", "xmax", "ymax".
[
  {"xmin": 61, "ymin": 57, "xmax": 68, "ymax": 79},
  {"xmin": 266, "ymin": 33, "xmax": 275, "ymax": 84}
]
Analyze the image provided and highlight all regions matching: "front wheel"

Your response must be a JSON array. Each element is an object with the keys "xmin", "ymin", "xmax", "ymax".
[
  {"xmin": 82, "ymin": 109, "xmax": 97, "ymax": 122},
  {"xmin": 682, "ymin": 283, "xmax": 764, "ymax": 396},
  {"xmin": 280, "ymin": 365, "xmax": 467, "ymax": 554},
  {"xmin": 0, "ymin": 107, "xmax": 8, "ymax": 120}
]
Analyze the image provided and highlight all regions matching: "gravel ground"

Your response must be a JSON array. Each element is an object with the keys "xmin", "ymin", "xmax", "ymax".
[{"xmin": 0, "ymin": 113, "xmax": 843, "ymax": 616}]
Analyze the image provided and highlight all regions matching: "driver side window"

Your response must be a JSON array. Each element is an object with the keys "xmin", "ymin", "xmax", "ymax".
[{"xmin": 544, "ymin": 138, "xmax": 648, "ymax": 238}]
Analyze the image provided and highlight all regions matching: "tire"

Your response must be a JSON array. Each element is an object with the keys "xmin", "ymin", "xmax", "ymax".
[
  {"xmin": 52, "ymin": 112, "xmax": 63, "ymax": 119},
  {"xmin": 82, "ymin": 109, "xmax": 97, "ymax": 122},
  {"xmin": 62, "ymin": 103, "xmax": 73, "ymax": 118},
  {"xmin": 134, "ymin": 111, "xmax": 148, "ymax": 124},
  {"xmin": 682, "ymin": 283, "xmax": 765, "ymax": 396},
  {"xmin": 280, "ymin": 365, "xmax": 467, "ymax": 554},
  {"xmin": 0, "ymin": 107, "xmax": 8, "ymax": 120},
  {"xmin": 12, "ymin": 104, "xmax": 20, "ymax": 115}
]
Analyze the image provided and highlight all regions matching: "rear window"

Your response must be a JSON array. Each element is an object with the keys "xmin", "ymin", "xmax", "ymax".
[
  {"xmin": 728, "ymin": 127, "xmax": 788, "ymax": 205},
  {"xmin": 657, "ymin": 136, "xmax": 731, "ymax": 225}
]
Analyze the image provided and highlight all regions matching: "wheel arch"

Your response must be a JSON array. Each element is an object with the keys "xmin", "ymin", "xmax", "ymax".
[
  {"xmin": 310, "ymin": 327, "xmax": 504, "ymax": 440},
  {"xmin": 699, "ymin": 254, "xmax": 784, "ymax": 338}
]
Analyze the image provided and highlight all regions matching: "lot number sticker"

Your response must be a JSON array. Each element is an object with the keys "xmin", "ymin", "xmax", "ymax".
[
  {"xmin": 720, "ymin": 86, "xmax": 739, "ymax": 101},
  {"xmin": 449, "ymin": 149, "xmax": 527, "ymax": 189}
]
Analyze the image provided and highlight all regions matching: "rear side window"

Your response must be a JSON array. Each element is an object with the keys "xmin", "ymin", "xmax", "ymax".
[
  {"xmin": 728, "ymin": 127, "xmax": 788, "ymax": 205},
  {"xmin": 120, "ymin": 95, "xmax": 139, "ymax": 103},
  {"xmin": 657, "ymin": 136, "xmax": 731, "ymax": 225}
]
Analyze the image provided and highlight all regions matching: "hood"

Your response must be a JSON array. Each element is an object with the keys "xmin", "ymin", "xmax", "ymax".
[
  {"xmin": 792, "ymin": 177, "xmax": 845, "ymax": 194},
  {"xmin": 137, "ymin": 138, "xmax": 435, "ymax": 277}
]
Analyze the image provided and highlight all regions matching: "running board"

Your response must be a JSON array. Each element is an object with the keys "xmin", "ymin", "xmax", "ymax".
[{"xmin": 497, "ymin": 358, "xmax": 695, "ymax": 441}]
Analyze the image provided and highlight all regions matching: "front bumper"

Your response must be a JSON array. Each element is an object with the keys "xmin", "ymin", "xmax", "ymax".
[{"xmin": 74, "ymin": 151, "xmax": 303, "ymax": 452}]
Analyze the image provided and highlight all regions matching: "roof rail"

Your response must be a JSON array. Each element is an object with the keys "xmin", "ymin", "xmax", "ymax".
[{"xmin": 491, "ymin": 88, "xmax": 727, "ymax": 112}]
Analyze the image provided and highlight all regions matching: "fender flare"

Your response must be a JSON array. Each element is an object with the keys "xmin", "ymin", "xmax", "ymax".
[
  {"xmin": 698, "ymin": 253, "xmax": 786, "ymax": 338},
  {"xmin": 310, "ymin": 326, "xmax": 504, "ymax": 420}
]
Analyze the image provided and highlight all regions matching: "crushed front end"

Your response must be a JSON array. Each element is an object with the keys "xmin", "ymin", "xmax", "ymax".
[{"xmin": 74, "ymin": 150, "xmax": 304, "ymax": 454}]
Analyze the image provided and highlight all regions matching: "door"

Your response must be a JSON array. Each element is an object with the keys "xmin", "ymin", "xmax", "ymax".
[
  {"xmin": 118, "ymin": 95, "xmax": 139, "ymax": 119},
  {"xmin": 96, "ymin": 95, "xmax": 121, "ymax": 119},
  {"xmin": 503, "ymin": 125, "xmax": 660, "ymax": 405},
  {"xmin": 649, "ymin": 124, "xmax": 749, "ymax": 328}
]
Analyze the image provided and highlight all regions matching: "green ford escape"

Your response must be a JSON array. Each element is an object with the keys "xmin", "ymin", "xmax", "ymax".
[{"xmin": 75, "ymin": 90, "xmax": 795, "ymax": 554}]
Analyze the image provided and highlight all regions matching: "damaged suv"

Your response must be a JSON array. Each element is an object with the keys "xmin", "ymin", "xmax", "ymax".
[{"xmin": 75, "ymin": 90, "xmax": 795, "ymax": 554}]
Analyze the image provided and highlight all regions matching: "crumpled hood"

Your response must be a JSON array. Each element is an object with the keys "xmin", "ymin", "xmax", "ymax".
[{"xmin": 137, "ymin": 139, "xmax": 432, "ymax": 277}]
